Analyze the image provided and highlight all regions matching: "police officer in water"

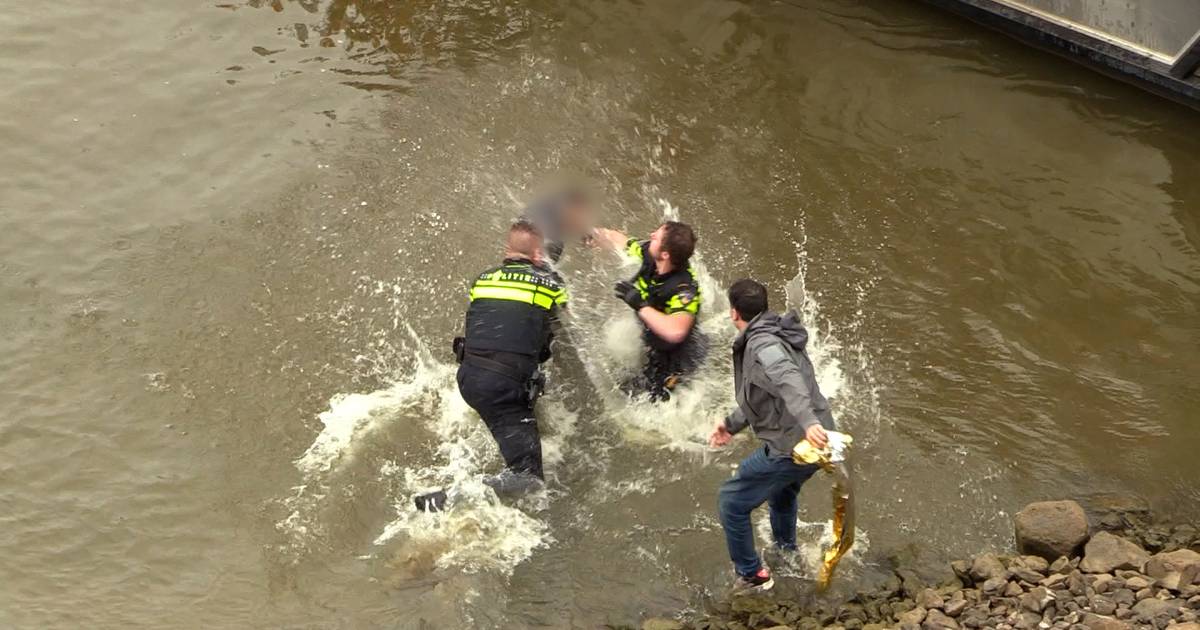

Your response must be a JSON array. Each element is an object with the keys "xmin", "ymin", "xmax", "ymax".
[
  {"xmin": 592, "ymin": 221, "xmax": 706, "ymax": 401},
  {"xmin": 454, "ymin": 220, "xmax": 567, "ymax": 497}
]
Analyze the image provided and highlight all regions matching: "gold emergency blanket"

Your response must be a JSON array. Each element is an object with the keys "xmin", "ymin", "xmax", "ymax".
[{"xmin": 792, "ymin": 432, "xmax": 855, "ymax": 591}]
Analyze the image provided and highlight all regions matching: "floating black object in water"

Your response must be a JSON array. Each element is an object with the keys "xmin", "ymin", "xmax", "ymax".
[
  {"xmin": 414, "ymin": 490, "xmax": 448, "ymax": 512},
  {"xmin": 413, "ymin": 472, "xmax": 544, "ymax": 512}
]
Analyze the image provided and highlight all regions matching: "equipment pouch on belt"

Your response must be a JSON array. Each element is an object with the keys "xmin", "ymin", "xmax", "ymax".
[
  {"xmin": 524, "ymin": 370, "xmax": 546, "ymax": 405},
  {"xmin": 452, "ymin": 336, "xmax": 466, "ymax": 363}
]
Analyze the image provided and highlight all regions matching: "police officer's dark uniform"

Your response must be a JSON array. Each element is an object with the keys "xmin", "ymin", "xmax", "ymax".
[
  {"xmin": 455, "ymin": 256, "xmax": 567, "ymax": 482},
  {"xmin": 622, "ymin": 238, "xmax": 707, "ymax": 400}
]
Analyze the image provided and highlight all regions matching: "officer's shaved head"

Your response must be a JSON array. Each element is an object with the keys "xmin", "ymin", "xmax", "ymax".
[{"xmin": 506, "ymin": 220, "xmax": 544, "ymax": 261}]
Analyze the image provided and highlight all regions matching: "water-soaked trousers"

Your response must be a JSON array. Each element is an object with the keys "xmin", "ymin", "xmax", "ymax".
[
  {"xmin": 628, "ymin": 330, "xmax": 709, "ymax": 401},
  {"xmin": 456, "ymin": 362, "xmax": 543, "ymax": 479},
  {"xmin": 718, "ymin": 445, "xmax": 820, "ymax": 576}
]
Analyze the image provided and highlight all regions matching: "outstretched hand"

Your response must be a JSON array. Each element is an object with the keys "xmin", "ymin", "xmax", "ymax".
[
  {"xmin": 613, "ymin": 280, "xmax": 646, "ymax": 311},
  {"xmin": 588, "ymin": 227, "xmax": 628, "ymax": 250},
  {"xmin": 709, "ymin": 421, "xmax": 733, "ymax": 448}
]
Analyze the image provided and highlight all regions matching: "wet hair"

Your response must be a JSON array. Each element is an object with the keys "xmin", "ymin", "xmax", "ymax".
[
  {"xmin": 660, "ymin": 221, "xmax": 696, "ymax": 268},
  {"xmin": 728, "ymin": 279, "xmax": 768, "ymax": 321},
  {"xmin": 507, "ymin": 220, "xmax": 543, "ymax": 257}
]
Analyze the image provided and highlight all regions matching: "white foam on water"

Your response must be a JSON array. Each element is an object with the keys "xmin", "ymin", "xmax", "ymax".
[
  {"xmin": 752, "ymin": 515, "xmax": 872, "ymax": 582},
  {"xmin": 786, "ymin": 234, "xmax": 845, "ymax": 404},
  {"xmin": 277, "ymin": 319, "xmax": 574, "ymax": 575},
  {"xmin": 537, "ymin": 398, "xmax": 578, "ymax": 472},
  {"xmin": 275, "ymin": 197, "xmax": 881, "ymax": 584},
  {"xmin": 600, "ymin": 314, "xmax": 645, "ymax": 369},
  {"xmin": 561, "ymin": 199, "xmax": 741, "ymax": 447},
  {"xmin": 788, "ymin": 223, "xmax": 883, "ymax": 445},
  {"xmin": 572, "ymin": 201, "xmax": 878, "ymax": 587},
  {"xmin": 567, "ymin": 199, "xmax": 867, "ymax": 451},
  {"xmin": 619, "ymin": 250, "xmax": 741, "ymax": 445},
  {"xmin": 375, "ymin": 477, "xmax": 550, "ymax": 576},
  {"xmin": 372, "ymin": 378, "xmax": 584, "ymax": 575},
  {"xmin": 293, "ymin": 377, "xmax": 437, "ymax": 476}
]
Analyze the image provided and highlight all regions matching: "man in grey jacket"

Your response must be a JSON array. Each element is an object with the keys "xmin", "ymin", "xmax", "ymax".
[{"xmin": 708, "ymin": 278, "xmax": 835, "ymax": 592}]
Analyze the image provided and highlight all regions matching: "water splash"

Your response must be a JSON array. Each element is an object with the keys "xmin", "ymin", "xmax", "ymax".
[
  {"xmin": 274, "ymin": 198, "xmax": 880, "ymax": 586},
  {"xmin": 277, "ymin": 318, "xmax": 565, "ymax": 575},
  {"xmin": 560, "ymin": 198, "xmax": 740, "ymax": 447},
  {"xmin": 755, "ymin": 516, "xmax": 872, "ymax": 583},
  {"xmin": 786, "ymin": 217, "xmax": 882, "ymax": 448}
]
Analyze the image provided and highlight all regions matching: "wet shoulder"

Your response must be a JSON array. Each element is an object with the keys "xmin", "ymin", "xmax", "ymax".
[
  {"xmin": 532, "ymin": 265, "xmax": 566, "ymax": 290},
  {"xmin": 626, "ymin": 238, "xmax": 653, "ymax": 266},
  {"xmin": 663, "ymin": 269, "xmax": 701, "ymax": 315},
  {"xmin": 483, "ymin": 261, "xmax": 563, "ymax": 291}
]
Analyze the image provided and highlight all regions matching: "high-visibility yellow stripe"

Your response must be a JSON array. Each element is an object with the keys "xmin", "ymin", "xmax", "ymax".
[
  {"xmin": 634, "ymin": 276, "xmax": 650, "ymax": 299},
  {"xmin": 469, "ymin": 285, "xmax": 554, "ymax": 309},
  {"xmin": 665, "ymin": 293, "xmax": 701, "ymax": 315},
  {"xmin": 495, "ymin": 271, "xmax": 554, "ymax": 285},
  {"xmin": 626, "ymin": 238, "xmax": 643, "ymax": 259},
  {"xmin": 474, "ymin": 278, "xmax": 564, "ymax": 298}
]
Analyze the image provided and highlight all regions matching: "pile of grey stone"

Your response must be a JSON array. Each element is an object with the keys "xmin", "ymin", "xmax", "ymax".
[{"xmin": 652, "ymin": 499, "xmax": 1199, "ymax": 630}]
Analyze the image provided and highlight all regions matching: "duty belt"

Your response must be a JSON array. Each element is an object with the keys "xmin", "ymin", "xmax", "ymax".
[
  {"xmin": 462, "ymin": 351, "xmax": 530, "ymax": 383},
  {"xmin": 454, "ymin": 338, "xmax": 546, "ymax": 404}
]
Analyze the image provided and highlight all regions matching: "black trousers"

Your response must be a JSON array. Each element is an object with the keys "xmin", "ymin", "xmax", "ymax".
[
  {"xmin": 633, "ymin": 330, "xmax": 710, "ymax": 400},
  {"xmin": 456, "ymin": 362, "xmax": 543, "ymax": 479}
]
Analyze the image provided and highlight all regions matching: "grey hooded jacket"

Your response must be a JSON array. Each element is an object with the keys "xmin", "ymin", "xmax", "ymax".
[{"xmin": 723, "ymin": 310, "xmax": 836, "ymax": 458}]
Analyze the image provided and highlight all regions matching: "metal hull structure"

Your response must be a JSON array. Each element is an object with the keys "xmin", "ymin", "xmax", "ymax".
[{"xmin": 918, "ymin": 0, "xmax": 1200, "ymax": 109}]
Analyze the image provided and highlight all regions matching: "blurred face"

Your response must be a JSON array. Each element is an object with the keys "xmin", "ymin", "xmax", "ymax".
[
  {"xmin": 561, "ymin": 201, "xmax": 591, "ymax": 235},
  {"xmin": 648, "ymin": 225, "xmax": 666, "ymax": 260}
]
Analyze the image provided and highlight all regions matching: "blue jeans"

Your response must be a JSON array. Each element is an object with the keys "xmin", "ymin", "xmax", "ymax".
[{"xmin": 718, "ymin": 445, "xmax": 819, "ymax": 576}]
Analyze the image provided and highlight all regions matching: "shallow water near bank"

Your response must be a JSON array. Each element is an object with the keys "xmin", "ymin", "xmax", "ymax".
[{"xmin": 2, "ymin": 0, "xmax": 1199, "ymax": 628}]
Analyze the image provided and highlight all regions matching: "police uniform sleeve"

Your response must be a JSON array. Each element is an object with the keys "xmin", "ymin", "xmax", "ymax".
[
  {"xmin": 625, "ymin": 238, "xmax": 651, "ymax": 263},
  {"xmin": 541, "ymin": 272, "xmax": 568, "ymax": 362},
  {"xmin": 663, "ymin": 282, "xmax": 701, "ymax": 315},
  {"xmin": 547, "ymin": 271, "xmax": 568, "ymax": 309}
]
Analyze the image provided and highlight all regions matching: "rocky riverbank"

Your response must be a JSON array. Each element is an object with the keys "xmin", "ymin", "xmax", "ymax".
[{"xmin": 640, "ymin": 499, "xmax": 1200, "ymax": 630}]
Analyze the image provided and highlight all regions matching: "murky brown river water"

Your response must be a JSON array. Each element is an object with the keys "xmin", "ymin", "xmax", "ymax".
[{"xmin": 3, "ymin": 1, "xmax": 1199, "ymax": 628}]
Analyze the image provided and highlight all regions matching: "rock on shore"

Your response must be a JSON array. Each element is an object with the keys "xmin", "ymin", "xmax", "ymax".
[
  {"xmin": 659, "ymin": 500, "xmax": 1199, "ymax": 630},
  {"xmin": 1015, "ymin": 501, "xmax": 1090, "ymax": 561}
]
